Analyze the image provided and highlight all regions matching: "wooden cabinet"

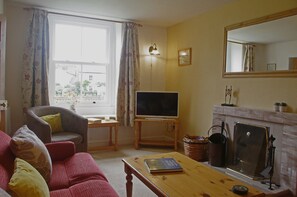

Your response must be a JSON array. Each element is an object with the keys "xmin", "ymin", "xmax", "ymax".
[{"xmin": 134, "ymin": 118, "xmax": 179, "ymax": 151}]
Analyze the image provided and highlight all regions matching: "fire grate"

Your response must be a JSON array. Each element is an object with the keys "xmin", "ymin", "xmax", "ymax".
[{"xmin": 227, "ymin": 123, "xmax": 269, "ymax": 179}]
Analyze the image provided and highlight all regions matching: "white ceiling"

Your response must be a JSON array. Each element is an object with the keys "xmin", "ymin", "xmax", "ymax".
[{"xmin": 7, "ymin": 0, "xmax": 236, "ymax": 27}]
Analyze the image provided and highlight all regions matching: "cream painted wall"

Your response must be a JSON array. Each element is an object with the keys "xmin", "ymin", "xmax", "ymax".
[
  {"xmin": 0, "ymin": 0, "xmax": 3, "ymax": 14},
  {"xmin": 5, "ymin": 2, "xmax": 28, "ymax": 135},
  {"xmin": 4, "ymin": 1, "xmax": 168, "ymax": 146},
  {"xmin": 167, "ymin": 0, "xmax": 297, "ymax": 139},
  {"xmin": 139, "ymin": 25, "xmax": 167, "ymax": 91}
]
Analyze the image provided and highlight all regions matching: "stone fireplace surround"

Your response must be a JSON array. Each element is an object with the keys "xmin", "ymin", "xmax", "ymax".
[{"xmin": 212, "ymin": 105, "xmax": 297, "ymax": 196}]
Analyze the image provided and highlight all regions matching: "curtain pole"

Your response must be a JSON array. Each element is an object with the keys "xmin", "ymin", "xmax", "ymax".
[
  {"xmin": 23, "ymin": 7, "xmax": 143, "ymax": 27},
  {"xmin": 228, "ymin": 40, "xmax": 255, "ymax": 47}
]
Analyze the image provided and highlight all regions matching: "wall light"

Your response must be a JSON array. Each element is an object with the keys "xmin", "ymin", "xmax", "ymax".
[{"xmin": 148, "ymin": 43, "xmax": 160, "ymax": 55}]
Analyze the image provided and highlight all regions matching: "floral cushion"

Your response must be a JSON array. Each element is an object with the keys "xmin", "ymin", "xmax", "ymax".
[
  {"xmin": 10, "ymin": 125, "xmax": 52, "ymax": 182},
  {"xmin": 8, "ymin": 158, "xmax": 50, "ymax": 197}
]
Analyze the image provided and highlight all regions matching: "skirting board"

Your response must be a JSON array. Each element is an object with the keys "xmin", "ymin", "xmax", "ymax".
[{"xmin": 88, "ymin": 136, "xmax": 182, "ymax": 149}]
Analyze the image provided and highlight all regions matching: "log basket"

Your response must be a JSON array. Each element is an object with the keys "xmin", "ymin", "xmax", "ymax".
[{"xmin": 183, "ymin": 135, "xmax": 209, "ymax": 161}]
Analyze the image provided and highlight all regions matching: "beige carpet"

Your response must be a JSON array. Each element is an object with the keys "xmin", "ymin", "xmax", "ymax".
[{"xmin": 90, "ymin": 146, "xmax": 178, "ymax": 197}]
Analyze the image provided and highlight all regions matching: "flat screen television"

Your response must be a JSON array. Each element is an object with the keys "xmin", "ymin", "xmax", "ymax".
[{"xmin": 135, "ymin": 91, "xmax": 179, "ymax": 119}]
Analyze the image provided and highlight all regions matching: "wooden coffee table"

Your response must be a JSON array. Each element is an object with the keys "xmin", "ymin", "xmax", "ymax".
[{"xmin": 122, "ymin": 152, "xmax": 265, "ymax": 197}]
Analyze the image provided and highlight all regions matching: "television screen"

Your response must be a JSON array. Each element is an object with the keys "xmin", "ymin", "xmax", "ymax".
[{"xmin": 135, "ymin": 91, "xmax": 179, "ymax": 118}]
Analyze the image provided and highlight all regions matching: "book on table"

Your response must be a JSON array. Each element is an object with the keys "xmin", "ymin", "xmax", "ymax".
[
  {"xmin": 87, "ymin": 118, "xmax": 102, "ymax": 123},
  {"xmin": 144, "ymin": 158, "xmax": 183, "ymax": 173}
]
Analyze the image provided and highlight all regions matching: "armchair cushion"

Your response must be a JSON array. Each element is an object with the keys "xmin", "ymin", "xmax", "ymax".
[
  {"xmin": 10, "ymin": 125, "xmax": 52, "ymax": 182},
  {"xmin": 40, "ymin": 113, "xmax": 64, "ymax": 133},
  {"xmin": 52, "ymin": 132, "xmax": 82, "ymax": 145},
  {"xmin": 8, "ymin": 158, "xmax": 50, "ymax": 197}
]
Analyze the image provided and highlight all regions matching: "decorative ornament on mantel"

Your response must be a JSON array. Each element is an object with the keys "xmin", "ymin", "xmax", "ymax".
[
  {"xmin": 221, "ymin": 85, "xmax": 235, "ymax": 107},
  {"xmin": 274, "ymin": 102, "xmax": 288, "ymax": 112}
]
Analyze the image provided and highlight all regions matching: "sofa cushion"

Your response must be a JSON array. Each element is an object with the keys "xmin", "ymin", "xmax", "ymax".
[
  {"xmin": 49, "ymin": 160, "xmax": 70, "ymax": 191},
  {"xmin": 51, "ymin": 180, "xmax": 118, "ymax": 197},
  {"xmin": 65, "ymin": 153, "xmax": 108, "ymax": 185},
  {"xmin": 50, "ymin": 188, "xmax": 72, "ymax": 197},
  {"xmin": 69, "ymin": 180, "xmax": 119, "ymax": 197},
  {"xmin": 45, "ymin": 141, "xmax": 75, "ymax": 161},
  {"xmin": 8, "ymin": 158, "xmax": 50, "ymax": 197},
  {"xmin": 52, "ymin": 132, "xmax": 83, "ymax": 145},
  {"xmin": 10, "ymin": 125, "xmax": 52, "ymax": 182},
  {"xmin": 40, "ymin": 113, "xmax": 64, "ymax": 133},
  {"xmin": 0, "ymin": 132, "xmax": 15, "ymax": 191},
  {"xmin": 49, "ymin": 153, "xmax": 107, "ymax": 191}
]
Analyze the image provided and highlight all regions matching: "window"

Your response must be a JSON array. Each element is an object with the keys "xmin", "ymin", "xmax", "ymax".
[
  {"xmin": 226, "ymin": 41, "xmax": 244, "ymax": 72},
  {"xmin": 48, "ymin": 15, "xmax": 121, "ymax": 116}
]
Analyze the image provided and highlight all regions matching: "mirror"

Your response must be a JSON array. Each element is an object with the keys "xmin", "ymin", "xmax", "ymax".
[{"xmin": 223, "ymin": 8, "xmax": 297, "ymax": 77}]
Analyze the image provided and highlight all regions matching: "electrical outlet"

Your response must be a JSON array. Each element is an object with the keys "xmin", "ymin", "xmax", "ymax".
[{"xmin": 0, "ymin": 100, "xmax": 7, "ymax": 110}]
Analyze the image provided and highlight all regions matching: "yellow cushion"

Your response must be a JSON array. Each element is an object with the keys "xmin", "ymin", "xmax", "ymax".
[
  {"xmin": 41, "ymin": 113, "xmax": 64, "ymax": 133},
  {"xmin": 8, "ymin": 158, "xmax": 50, "ymax": 197}
]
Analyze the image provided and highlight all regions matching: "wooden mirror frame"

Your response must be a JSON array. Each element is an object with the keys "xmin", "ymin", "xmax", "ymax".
[{"xmin": 223, "ymin": 8, "xmax": 297, "ymax": 78}]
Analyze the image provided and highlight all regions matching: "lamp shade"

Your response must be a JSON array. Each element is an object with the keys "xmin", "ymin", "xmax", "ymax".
[{"xmin": 149, "ymin": 43, "xmax": 160, "ymax": 55}]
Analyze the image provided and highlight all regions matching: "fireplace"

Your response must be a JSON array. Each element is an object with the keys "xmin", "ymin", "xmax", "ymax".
[
  {"xmin": 227, "ymin": 123, "xmax": 269, "ymax": 179},
  {"xmin": 212, "ymin": 105, "xmax": 297, "ymax": 196}
]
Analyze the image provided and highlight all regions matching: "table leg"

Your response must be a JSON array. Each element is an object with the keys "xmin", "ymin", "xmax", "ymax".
[
  {"xmin": 115, "ymin": 124, "xmax": 118, "ymax": 150},
  {"xmin": 124, "ymin": 163, "xmax": 133, "ymax": 197},
  {"xmin": 134, "ymin": 121, "xmax": 139, "ymax": 149},
  {"xmin": 174, "ymin": 122, "xmax": 179, "ymax": 151},
  {"xmin": 139, "ymin": 122, "xmax": 142, "ymax": 142},
  {"xmin": 109, "ymin": 127, "xmax": 113, "ymax": 146}
]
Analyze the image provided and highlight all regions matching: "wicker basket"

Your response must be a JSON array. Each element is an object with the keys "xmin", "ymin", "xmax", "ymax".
[{"xmin": 183, "ymin": 135, "xmax": 209, "ymax": 161}]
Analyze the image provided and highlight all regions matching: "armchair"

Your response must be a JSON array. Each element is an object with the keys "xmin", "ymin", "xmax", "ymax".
[{"xmin": 24, "ymin": 106, "xmax": 88, "ymax": 152}]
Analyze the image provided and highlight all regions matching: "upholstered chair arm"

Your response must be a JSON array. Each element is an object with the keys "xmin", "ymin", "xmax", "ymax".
[
  {"xmin": 45, "ymin": 141, "xmax": 75, "ymax": 161},
  {"xmin": 25, "ymin": 109, "xmax": 52, "ymax": 143},
  {"xmin": 60, "ymin": 108, "xmax": 88, "ymax": 151}
]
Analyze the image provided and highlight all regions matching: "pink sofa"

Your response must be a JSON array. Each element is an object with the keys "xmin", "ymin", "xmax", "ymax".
[{"xmin": 0, "ymin": 131, "xmax": 118, "ymax": 197}]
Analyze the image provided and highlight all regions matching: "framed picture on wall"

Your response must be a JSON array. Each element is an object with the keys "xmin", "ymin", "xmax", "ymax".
[{"xmin": 178, "ymin": 48, "xmax": 192, "ymax": 66}]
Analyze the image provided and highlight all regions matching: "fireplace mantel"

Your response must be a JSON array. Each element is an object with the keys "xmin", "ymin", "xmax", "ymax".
[{"xmin": 212, "ymin": 105, "xmax": 297, "ymax": 196}]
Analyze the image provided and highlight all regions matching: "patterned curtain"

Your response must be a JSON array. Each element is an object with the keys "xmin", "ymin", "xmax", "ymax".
[
  {"xmin": 116, "ymin": 22, "xmax": 140, "ymax": 127},
  {"xmin": 242, "ymin": 44, "xmax": 254, "ymax": 72},
  {"xmin": 22, "ymin": 9, "xmax": 50, "ymax": 110}
]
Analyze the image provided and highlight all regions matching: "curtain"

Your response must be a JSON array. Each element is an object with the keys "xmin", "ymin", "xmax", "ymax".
[
  {"xmin": 22, "ymin": 9, "xmax": 50, "ymax": 110},
  {"xmin": 116, "ymin": 22, "xmax": 140, "ymax": 127},
  {"xmin": 242, "ymin": 44, "xmax": 254, "ymax": 72}
]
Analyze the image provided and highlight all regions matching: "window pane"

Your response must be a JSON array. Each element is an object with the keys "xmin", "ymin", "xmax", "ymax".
[
  {"xmin": 54, "ymin": 63, "xmax": 80, "ymax": 104},
  {"xmin": 82, "ymin": 27, "xmax": 108, "ymax": 63},
  {"xmin": 81, "ymin": 64, "xmax": 107, "ymax": 102},
  {"xmin": 226, "ymin": 42, "xmax": 244, "ymax": 72},
  {"xmin": 54, "ymin": 24, "xmax": 82, "ymax": 61},
  {"xmin": 54, "ymin": 23, "xmax": 108, "ymax": 63},
  {"xmin": 54, "ymin": 63, "xmax": 107, "ymax": 104},
  {"xmin": 82, "ymin": 64, "xmax": 106, "ymax": 73}
]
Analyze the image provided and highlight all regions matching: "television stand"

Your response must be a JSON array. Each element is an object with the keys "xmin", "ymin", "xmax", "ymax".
[{"xmin": 134, "ymin": 118, "xmax": 179, "ymax": 151}]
